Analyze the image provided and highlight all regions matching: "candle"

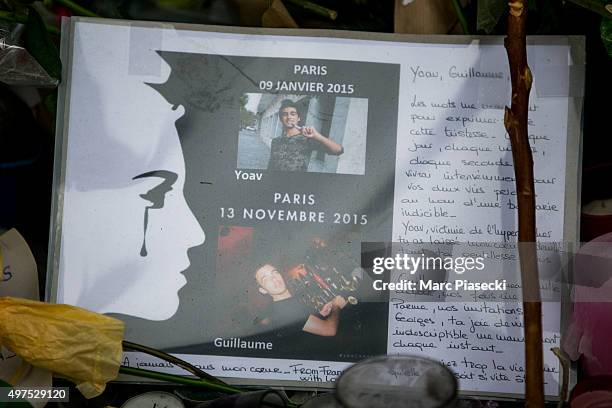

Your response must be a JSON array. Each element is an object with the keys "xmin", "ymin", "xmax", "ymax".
[{"xmin": 581, "ymin": 199, "xmax": 612, "ymax": 242}]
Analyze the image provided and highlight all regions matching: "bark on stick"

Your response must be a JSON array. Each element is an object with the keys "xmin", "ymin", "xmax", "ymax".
[{"xmin": 504, "ymin": 1, "xmax": 545, "ymax": 406}]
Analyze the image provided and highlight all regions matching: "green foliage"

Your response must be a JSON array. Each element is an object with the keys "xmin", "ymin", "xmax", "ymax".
[
  {"xmin": 0, "ymin": 380, "xmax": 34, "ymax": 408},
  {"xmin": 239, "ymin": 95, "xmax": 256, "ymax": 128},
  {"xmin": 516, "ymin": 0, "xmax": 563, "ymax": 34},
  {"xmin": 602, "ymin": 18, "xmax": 612, "ymax": 57},
  {"xmin": 528, "ymin": 0, "xmax": 538, "ymax": 11},
  {"xmin": 477, "ymin": 0, "xmax": 506, "ymax": 33},
  {"xmin": 23, "ymin": 7, "xmax": 61, "ymax": 79},
  {"xmin": 90, "ymin": 0, "xmax": 125, "ymax": 19},
  {"xmin": 44, "ymin": 90, "xmax": 58, "ymax": 124},
  {"xmin": 566, "ymin": 0, "xmax": 612, "ymax": 19},
  {"xmin": 239, "ymin": 94, "xmax": 248, "ymax": 108},
  {"xmin": 567, "ymin": 0, "xmax": 612, "ymax": 58}
]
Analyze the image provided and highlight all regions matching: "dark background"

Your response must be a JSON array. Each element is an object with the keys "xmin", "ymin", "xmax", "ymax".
[{"xmin": 0, "ymin": 1, "xmax": 609, "ymax": 405}]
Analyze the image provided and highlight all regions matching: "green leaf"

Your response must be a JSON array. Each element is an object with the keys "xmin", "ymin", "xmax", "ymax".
[
  {"xmin": 90, "ymin": 0, "xmax": 125, "ymax": 19},
  {"xmin": 44, "ymin": 90, "xmax": 58, "ymax": 125},
  {"xmin": 602, "ymin": 18, "xmax": 612, "ymax": 57},
  {"xmin": 528, "ymin": 0, "xmax": 538, "ymax": 11},
  {"xmin": 0, "ymin": 380, "xmax": 34, "ymax": 408},
  {"xmin": 477, "ymin": 0, "xmax": 506, "ymax": 34},
  {"xmin": 566, "ymin": 0, "xmax": 612, "ymax": 19},
  {"xmin": 23, "ymin": 7, "xmax": 61, "ymax": 80}
]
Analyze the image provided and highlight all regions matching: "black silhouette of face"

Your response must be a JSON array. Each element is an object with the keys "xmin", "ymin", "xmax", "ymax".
[{"xmin": 133, "ymin": 170, "xmax": 178, "ymax": 256}]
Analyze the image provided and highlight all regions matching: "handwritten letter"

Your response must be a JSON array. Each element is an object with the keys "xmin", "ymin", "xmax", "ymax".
[{"xmin": 390, "ymin": 44, "xmax": 570, "ymax": 396}]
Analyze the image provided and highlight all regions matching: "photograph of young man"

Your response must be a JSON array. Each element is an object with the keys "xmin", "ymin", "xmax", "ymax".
[
  {"xmin": 267, "ymin": 100, "xmax": 344, "ymax": 172},
  {"xmin": 254, "ymin": 263, "xmax": 347, "ymax": 337}
]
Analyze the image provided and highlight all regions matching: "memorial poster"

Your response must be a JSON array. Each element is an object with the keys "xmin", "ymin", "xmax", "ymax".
[{"xmin": 49, "ymin": 18, "xmax": 584, "ymax": 398}]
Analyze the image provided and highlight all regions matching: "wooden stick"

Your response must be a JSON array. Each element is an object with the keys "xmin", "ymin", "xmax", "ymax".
[
  {"xmin": 503, "ymin": 1, "xmax": 544, "ymax": 406},
  {"xmin": 551, "ymin": 347, "xmax": 571, "ymax": 406}
]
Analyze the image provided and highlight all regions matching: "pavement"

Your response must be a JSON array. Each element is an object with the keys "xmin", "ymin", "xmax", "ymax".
[{"xmin": 237, "ymin": 129, "xmax": 269, "ymax": 170}]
